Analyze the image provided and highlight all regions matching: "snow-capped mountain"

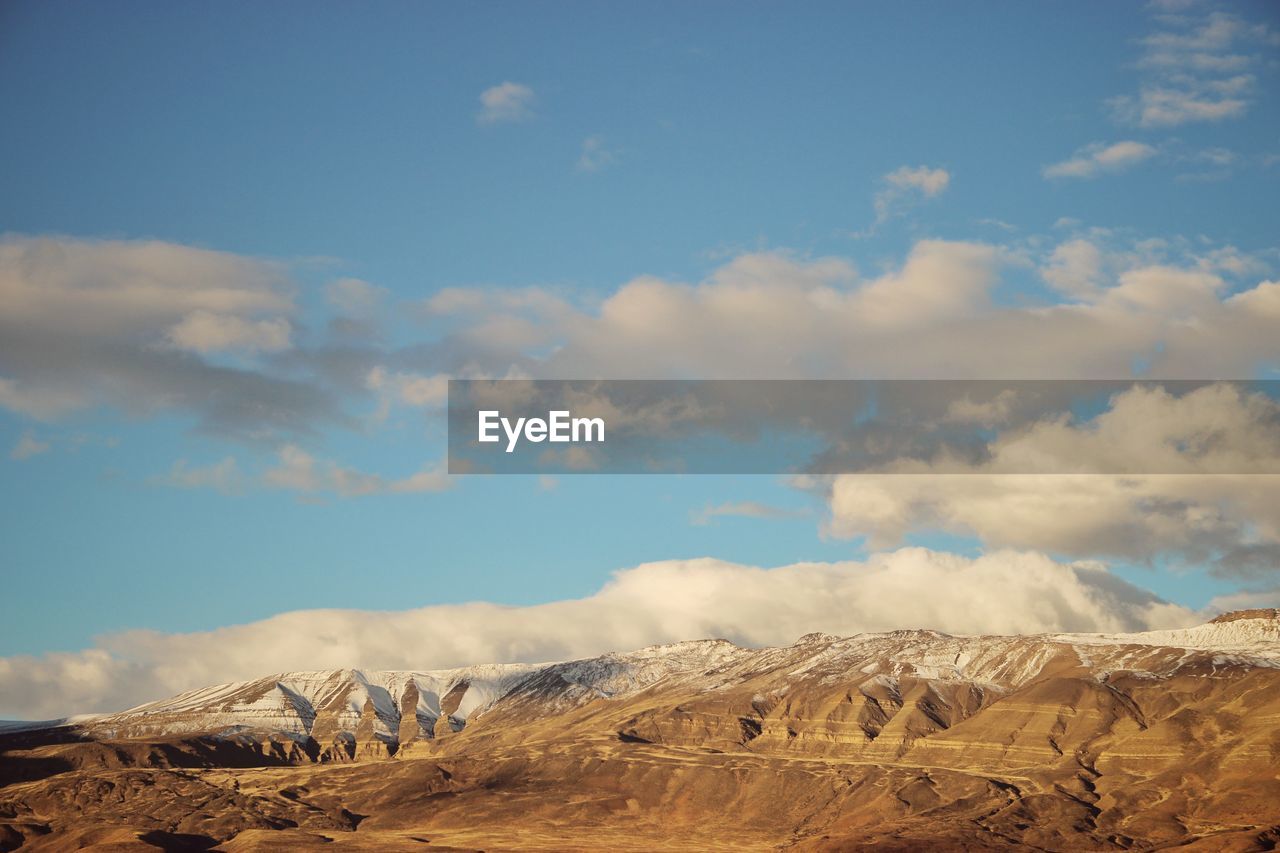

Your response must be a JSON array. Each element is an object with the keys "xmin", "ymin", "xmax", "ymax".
[
  {"xmin": 33, "ymin": 608, "xmax": 1279, "ymax": 760},
  {"xmin": 5, "ymin": 610, "xmax": 1280, "ymax": 852},
  {"xmin": 83, "ymin": 663, "xmax": 543, "ymax": 746}
]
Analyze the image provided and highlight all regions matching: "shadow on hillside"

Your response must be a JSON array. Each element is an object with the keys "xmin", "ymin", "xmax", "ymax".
[
  {"xmin": 138, "ymin": 830, "xmax": 218, "ymax": 851},
  {"xmin": 0, "ymin": 728, "xmax": 83, "ymax": 788}
]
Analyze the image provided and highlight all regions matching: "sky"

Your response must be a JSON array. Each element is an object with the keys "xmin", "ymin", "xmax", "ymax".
[{"xmin": 1, "ymin": 0, "xmax": 1279, "ymax": 718}]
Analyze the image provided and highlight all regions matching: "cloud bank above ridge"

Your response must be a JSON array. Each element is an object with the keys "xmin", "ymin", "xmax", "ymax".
[{"xmin": 0, "ymin": 547, "xmax": 1198, "ymax": 720}]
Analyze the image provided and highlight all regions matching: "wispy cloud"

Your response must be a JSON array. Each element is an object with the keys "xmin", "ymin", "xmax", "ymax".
[
  {"xmin": 870, "ymin": 165, "xmax": 950, "ymax": 228},
  {"xmin": 9, "ymin": 431, "xmax": 50, "ymax": 461},
  {"xmin": 884, "ymin": 165, "xmax": 951, "ymax": 195},
  {"xmin": 153, "ymin": 446, "xmax": 451, "ymax": 500},
  {"xmin": 1111, "ymin": 10, "xmax": 1276, "ymax": 127},
  {"xmin": 364, "ymin": 366, "xmax": 448, "ymax": 421},
  {"xmin": 1111, "ymin": 77, "xmax": 1252, "ymax": 127},
  {"xmin": 477, "ymin": 81, "xmax": 536, "ymax": 124},
  {"xmin": 1043, "ymin": 141, "xmax": 1158, "ymax": 179},
  {"xmin": 164, "ymin": 310, "xmax": 291, "ymax": 354},
  {"xmin": 691, "ymin": 501, "xmax": 807, "ymax": 526},
  {"xmin": 263, "ymin": 445, "xmax": 450, "ymax": 498},
  {"xmin": 576, "ymin": 135, "xmax": 618, "ymax": 173},
  {"xmin": 324, "ymin": 277, "xmax": 387, "ymax": 320},
  {"xmin": 158, "ymin": 457, "xmax": 245, "ymax": 494}
]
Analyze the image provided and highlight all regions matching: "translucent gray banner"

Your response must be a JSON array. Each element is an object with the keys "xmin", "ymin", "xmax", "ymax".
[{"xmin": 447, "ymin": 379, "xmax": 1280, "ymax": 475}]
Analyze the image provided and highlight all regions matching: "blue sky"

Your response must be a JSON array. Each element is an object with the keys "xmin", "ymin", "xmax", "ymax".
[{"xmin": 2, "ymin": 1, "xmax": 1280, "ymax": 715}]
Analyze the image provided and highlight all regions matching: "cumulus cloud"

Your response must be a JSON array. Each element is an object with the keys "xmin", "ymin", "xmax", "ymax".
[
  {"xmin": 1042, "ymin": 238, "xmax": 1105, "ymax": 299},
  {"xmin": 1043, "ymin": 141, "xmax": 1158, "ymax": 179},
  {"xmin": 0, "ymin": 236, "xmax": 292, "ymax": 345},
  {"xmin": 823, "ymin": 384, "xmax": 1280, "ymax": 570},
  {"xmin": 0, "ymin": 235, "xmax": 340, "ymax": 439},
  {"xmin": 413, "ymin": 235, "xmax": 1275, "ymax": 568},
  {"xmin": 6, "ymin": 231, "xmax": 1279, "ymax": 550},
  {"xmin": 0, "ymin": 547, "xmax": 1198, "ymax": 719},
  {"xmin": 430, "ymin": 237, "xmax": 1280, "ymax": 380},
  {"xmin": 477, "ymin": 81, "xmax": 535, "ymax": 124},
  {"xmin": 872, "ymin": 165, "xmax": 950, "ymax": 226}
]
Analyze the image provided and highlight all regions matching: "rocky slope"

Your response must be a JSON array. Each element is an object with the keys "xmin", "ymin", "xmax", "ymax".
[{"xmin": 2, "ymin": 610, "xmax": 1279, "ymax": 850}]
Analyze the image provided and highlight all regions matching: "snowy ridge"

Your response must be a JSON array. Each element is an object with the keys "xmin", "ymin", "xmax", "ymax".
[
  {"xmin": 11, "ymin": 612, "xmax": 1279, "ymax": 743},
  {"xmin": 0, "ymin": 714, "xmax": 103, "ymax": 734},
  {"xmin": 542, "ymin": 639, "xmax": 750, "ymax": 698},
  {"xmin": 89, "ymin": 663, "xmax": 545, "ymax": 742},
  {"xmin": 1051, "ymin": 614, "xmax": 1280, "ymax": 661}
]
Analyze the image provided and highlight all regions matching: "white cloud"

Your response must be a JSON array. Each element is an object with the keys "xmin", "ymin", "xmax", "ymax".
[
  {"xmin": 1111, "ymin": 10, "xmax": 1274, "ymax": 127},
  {"xmin": 940, "ymin": 388, "xmax": 1019, "ymax": 428},
  {"xmin": 823, "ymin": 384, "xmax": 1280, "ymax": 572},
  {"xmin": 0, "ymin": 547, "xmax": 1197, "ymax": 719},
  {"xmin": 364, "ymin": 366, "xmax": 449, "ymax": 423},
  {"xmin": 477, "ymin": 81, "xmax": 535, "ymax": 124},
  {"xmin": 388, "ymin": 465, "xmax": 453, "ymax": 494},
  {"xmin": 0, "ymin": 236, "xmax": 333, "ymax": 439},
  {"xmin": 885, "ymin": 165, "xmax": 951, "ymax": 195},
  {"xmin": 1192, "ymin": 244, "xmax": 1264, "ymax": 277},
  {"xmin": 165, "ymin": 310, "xmax": 292, "ymax": 354},
  {"xmin": 1043, "ymin": 141, "xmax": 1158, "ymax": 179},
  {"xmin": 1042, "ymin": 238, "xmax": 1105, "ymax": 298},
  {"xmin": 0, "ymin": 236, "xmax": 292, "ymax": 345},
  {"xmin": 1111, "ymin": 83, "xmax": 1249, "ymax": 127},
  {"xmin": 324, "ymin": 277, "xmax": 386, "ymax": 320},
  {"xmin": 873, "ymin": 165, "xmax": 950, "ymax": 226},
  {"xmin": 263, "ymin": 444, "xmax": 450, "ymax": 498},
  {"xmin": 691, "ymin": 501, "xmax": 807, "ymax": 526},
  {"xmin": 577, "ymin": 135, "xmax": 617, "ymax": 173},
  {"xmin": 1206, "ymin": 587, "xmax": 1280, "ymax": 612},
  {"xmin": 432, "ymin": 237, "xmax": 1280, "ymax": 381},
  {"xmin": 0, "ymin": 379, "xmax": 84, "ymax": 421},
  {"xmin": 150, "ymin": 445, "xmax": 448, "ymax": 499},
  {"xmin": 6, "ymin": 230, "xmax": 1279, "ymax": 535},
  {"xmin": 1172, "ymin": 146, "xmax": 1240, "ymax": 182},
  {"xmin": 158, "ymin": 457, "xmax": 244, "ymax": 494},
  {"xmin": 263, "ymin": 444, "xmax": 336, "ymax": 493},
  {"xmin": 422, "ymin": 285, "xmax": 573, "ymax": 318},
  {"xmin": 9, "ymin": 430, "xmax": 50, "ymax": 461}
]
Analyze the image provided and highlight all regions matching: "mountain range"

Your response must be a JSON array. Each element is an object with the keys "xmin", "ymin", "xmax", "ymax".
[{"xmin": 2, "ymin": 609, "xmax": 1279, "ymax": 851}]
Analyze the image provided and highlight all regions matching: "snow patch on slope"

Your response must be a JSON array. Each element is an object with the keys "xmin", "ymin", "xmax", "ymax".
[{"xmin": 1053, "ymin": 613, "xmax": 1280, "ymax": 662}]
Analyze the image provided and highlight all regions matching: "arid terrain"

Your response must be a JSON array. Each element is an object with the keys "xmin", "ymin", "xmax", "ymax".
[{"xmin": 2, "ymin": 610, "xmax": 1279, "ymax": 851}]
